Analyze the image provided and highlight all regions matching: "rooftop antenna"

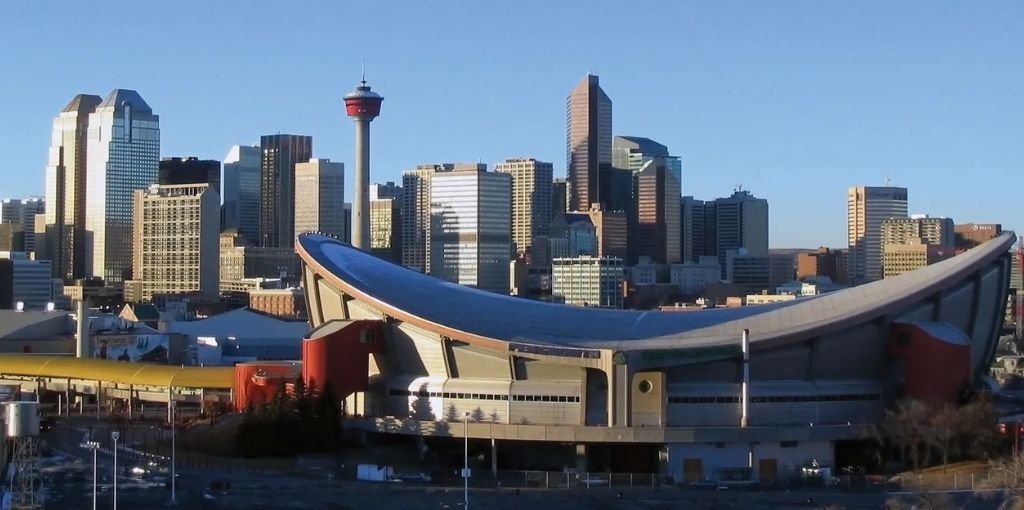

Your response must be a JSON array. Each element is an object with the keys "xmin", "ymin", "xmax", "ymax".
[
  {"xmin": 361, "ymin": 58, "xmax": 366, "ymax": 86},
  {"xmin": 885, "ymin": 174, "xmax": 892, "ymax": 186}
]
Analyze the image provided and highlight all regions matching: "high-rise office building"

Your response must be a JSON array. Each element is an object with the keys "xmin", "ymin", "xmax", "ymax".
[
  {"xmin": 847, "ymin": 186, "xmax": 909, "ymax": 284},
  {"xmin": 429, "ymin": 166, "xmax": 511, "ymax": 293},
  {"xmin": 401, "ymin": 163, "xmax": 455, "ymax": 272},
  {"xmin": 222, "ymin": 145, "xmax": 261, "ymax": 243},
  {"xmin": 725, "ymin": 249, "xmax": 771, "ymax": 295},
  {"xmin": 550, "ymin": 213, "xmax": 598, "ymax": 259},
  {"xmin": 293, "ymin": 159, "xmax": 345, "ymax": 243},
  {"xmin": 881, "ymin": 216, "xmax": 954, "ymax": 248},
  {"xmin": 370, "ymin": 198, "xmax": 402, "ymax": 262},
  {"xmin": 954, "ymin": 223, "xmax": 1003, "ymax": 252},
  {"xmin": 551, "ymin": 256, "xmax": 624, "ymax": 308},
  {"xmin": 613, "ymin": 136, "xmax": 682, "ymax": 181},
  {"xmin": 1, "ymin": 198, "xmax": 44, "ymax": 258},
  {"xmin": 85, "ymin": 89, "xmax": 160, "ymax": 284},
  {"xmin": 0, "ymin": 224, "xmax": 25, "ymax": 252},
  {"xmin": 633, "ymin": 158, "xmax": 681, "ymax": 264},
  {"xmin": 495, "ymin": 158, "xmax": 553, "ymax": 257},
  {"xmin": 219, "ymin": 231, "xmax": 299, "ymax": 292},
  {"xmin": 587, "ymin": 208, "xmax": 628, "ymax": 261},
  {"xmin": 551, "ymin": 178, "xmax": 568, "ymax": 220},
  {"xmin": 708, "ymin": 190, "xmax": 769, "ymax": 278},
  {"xmin": 797, "ymin": 247, "xmax": 848, "ymax": 284},
  {"xmin": 566, "ymin": 74, "xmax": 612, "ymax": 211},
  {"xmin": 131, "ymin": 183, "xmax": 219, "ymax": 301},
  {"xmin": 0, "ymin": 252, "xmax": 54, "ymax": 310},
  {"xmin": 680, "ymin": 196, "xmax": 706, "ymax": 263},
  {"xmin": 258, "ymin": 134, "xmax": 312, "ymax": 248},
  {"xmin": 883, "ymin": 238, "xmax": 954, "ymax": 278},
  {"xmin": 343, "ymin": 203, "xmax": 352, "ymax": 243},
  {"xmin": 159, "ymin": 157, "xmax": 220, "ymax": 191},
  {"xmin": 43, "ymin": 93, "xmax": 101, "ymax": 280},
  {"xmin": 370, "ymin": 181, "xmax": 402, "ymax": 201}
]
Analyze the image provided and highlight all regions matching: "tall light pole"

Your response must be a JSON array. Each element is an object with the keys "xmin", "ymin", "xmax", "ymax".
[
  {"xmin": 85, "ymin": 440, "xmax": 100, "ymax": 510},
  {"xmin": 463, "ymin": 411, "xmax": 471, "ymax": 509},
  {"xmin": 111, "ymin": 431, "xmax": 120, "ymax": 510},
  {"xmin": 170, "ymin": 401, "xmax": 177, "ymax": 505}
]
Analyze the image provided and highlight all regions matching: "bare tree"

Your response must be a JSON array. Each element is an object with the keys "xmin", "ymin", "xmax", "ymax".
[
  {"xmin": 978, "ymin": 454, "xmax": 1024, "ymax": 510},
  {"xmin": 884, "ymin": 492, "xmax": 959, "ymax": 510}
]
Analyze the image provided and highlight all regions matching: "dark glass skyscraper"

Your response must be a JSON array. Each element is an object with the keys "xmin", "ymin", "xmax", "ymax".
[
  {"xmin": 159, "ymin": 157, "xmax": 221, "ymax": 191},
  {"xmin": 258, "ymin": 134, "xmax": 312, "ymax": 248}
]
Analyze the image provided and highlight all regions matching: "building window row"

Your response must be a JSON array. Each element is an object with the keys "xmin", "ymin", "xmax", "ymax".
[
  {"xmin": 668, "ymin": 393, "xmax": 880, "ymax": 404},
  {"xmin": 388, "ymin": 388, "xmax": 580, "ymax": 403}
]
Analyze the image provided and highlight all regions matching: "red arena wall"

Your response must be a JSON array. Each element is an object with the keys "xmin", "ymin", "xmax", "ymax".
[
  {"xmin": 302, "ymin": 320, "xmax": 385, "ymax": 401},
  {"xmin": 233, "ymin": 361, "xmax": 300, "ymax": 411},
  {"xmin": 889, "ymin": 322, "xmax": 971, "ymax": 403}
]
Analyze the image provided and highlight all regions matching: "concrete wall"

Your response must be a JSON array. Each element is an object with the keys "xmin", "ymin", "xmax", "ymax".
[{"xmin": 667, "ymin": 440, "xmax": 833, "ymax": 483}]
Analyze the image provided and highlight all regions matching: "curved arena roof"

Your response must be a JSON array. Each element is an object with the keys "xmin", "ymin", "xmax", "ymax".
[{"xmin": 297, "ymin": 233, "xmax": 1015, "ymax": 352}]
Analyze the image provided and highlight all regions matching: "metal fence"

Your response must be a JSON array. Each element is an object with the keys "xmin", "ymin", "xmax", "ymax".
[{"xmin": 491, "ymin": 471, "xmax": 662, "ymax": 490}]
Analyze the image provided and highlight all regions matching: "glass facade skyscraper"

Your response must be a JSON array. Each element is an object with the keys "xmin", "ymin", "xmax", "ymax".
[
  {"xmin": 429, "ymin": 165, "xmax": 511, "ymax": 293},
  {"xmin": 258, "ymin": 134, "xmax": 312, "ymax": 248},
  {"xmin": 222, "ymin": 144, "xmax": 261, "ymax": 243},
  {"xmin": 85, "ymin": 89, "xmax": 160, "ymax": 284},
  {"xmin": 44, "ymin": 94, "xmax": 101, "ymax": 281},
  {"xmin": 566, "ymin": 74, "xmax": 612, "ymax": 211}
]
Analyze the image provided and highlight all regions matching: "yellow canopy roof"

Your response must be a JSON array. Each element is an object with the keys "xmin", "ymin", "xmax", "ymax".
[{"xmin": 0, "ymin": 355, "xmax": 234, "ymax": 389}]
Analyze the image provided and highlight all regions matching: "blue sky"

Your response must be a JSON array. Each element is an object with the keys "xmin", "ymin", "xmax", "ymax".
[{"xmin": 1, "ymin": 1, "xmax": 1021, "ymax": 248}]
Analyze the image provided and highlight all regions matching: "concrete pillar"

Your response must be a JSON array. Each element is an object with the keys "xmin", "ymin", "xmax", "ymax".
[
  {"xmin": 75, "ymin": 298, "xmax": 90, "ymax": 358},
  {"xmin": 741, "ymin": 329, "xmax": 750, "ymax": 428},
  {"xmin": 127, "ymin": 385, "xmax": 133, "ymax": 422},
  {"xmin": 619, "ymin": 364, "xmax": 632, "ymax": 427},
  {"xmin": 96, "ymin": 380, "xmax": 102, "ymax": 420},
  {"xmin": 605, "ymin": 370, "xmax": 615, "ymax": 427},
  {"xmin": 167, "ymin": 386, "xmax": 174, "ymax": 424},
  {"xmin": 575, "ymin": 444, "xmax": 587, "ymax": 472},
  {"xmin": 491, "ymin": 438, "xmax": 497, "ymax": 476}
]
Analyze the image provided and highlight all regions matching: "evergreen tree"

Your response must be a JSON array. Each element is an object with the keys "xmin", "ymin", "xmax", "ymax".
[{"xmin": 316, "ymin": 381, "xmax": 342, "ymax": 449}]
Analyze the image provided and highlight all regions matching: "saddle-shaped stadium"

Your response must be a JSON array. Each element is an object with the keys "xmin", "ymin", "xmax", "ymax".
[{"xmin": 294, "ymin": 232, "xmax": 1015, "ymax": 480}]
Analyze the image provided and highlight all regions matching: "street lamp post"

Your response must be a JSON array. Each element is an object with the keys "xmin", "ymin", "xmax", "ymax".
[
  {"xmin": 463, "ymin": 411, "xmax": 471, "ymax": 509},
  {"xmin": 111, "ymin": 431, "xmax": 120, "ymax": 510},
  {"xmin": 85, "ymin": 440, "xmax": 100, "ymax": 510},
  {"xmin": 170, "ymin": 401, "xmax": 177, "ymax": 506}
]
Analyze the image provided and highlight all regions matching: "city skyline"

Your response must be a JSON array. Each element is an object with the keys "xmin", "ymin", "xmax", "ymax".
[{"xmin": 1, "ymin": 2, "xmax": 1021, "ymax": 248}]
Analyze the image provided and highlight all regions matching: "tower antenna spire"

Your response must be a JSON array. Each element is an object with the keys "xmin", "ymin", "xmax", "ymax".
[{"xmin": 361, "ymin": 58, "xmax": 366, "ymax": 86}]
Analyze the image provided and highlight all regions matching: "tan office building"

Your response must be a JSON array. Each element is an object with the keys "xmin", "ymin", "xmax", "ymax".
[
  {"xmin": 494, "ymin": 158, "xmax": 553, "ymax": 257},
  {"xmin": 400, "ymin": 163, "xmax": 455, "ymax": 272},
  {"xmin": 370, "ymin": 198, "xmax": 401, "ymax": 262},
  {"xmin": 293, "ymin": 159, "xmax": 345, "ymax": 244},
  {"xmin": 586, "ymin": 207, "xmax": 627, "ymax": 261},
  {"xmin": 847, "ymin": 186, "xmax": 908, "ymax": 283},
  {"xmin": 219, "ymin": 231, "xmax": 299, "ymax": 293},
  {"xmin": 883, "ymin": 238, "xmax": 954, "ymax": 278},
  {"xmin": 131, "ymin": 183, "xmax": 219, "ymax": 301},
  {"xmin": 881, "ymin": 216, "xmax": 954, "ymax": 247}
]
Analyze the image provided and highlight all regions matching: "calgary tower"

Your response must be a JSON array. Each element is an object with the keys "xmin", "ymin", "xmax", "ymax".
[{"xmin": 344, "ymin": 69, "xmax": 383, "ymax": 250}]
